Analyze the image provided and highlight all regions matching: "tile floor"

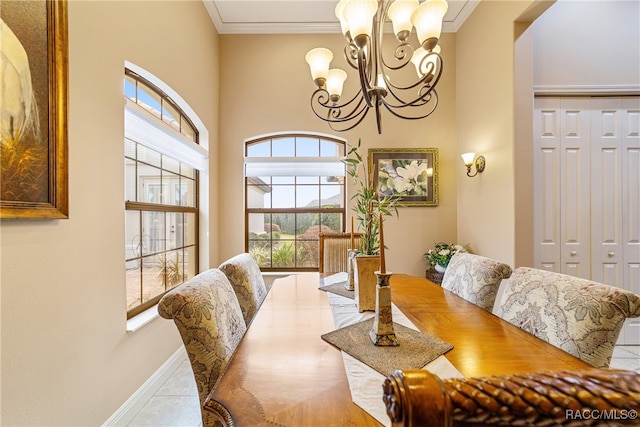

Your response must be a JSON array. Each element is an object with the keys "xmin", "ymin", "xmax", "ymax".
[{"xmin": 127, "ymin": 345, "xmax": 640, "ymax": 426}]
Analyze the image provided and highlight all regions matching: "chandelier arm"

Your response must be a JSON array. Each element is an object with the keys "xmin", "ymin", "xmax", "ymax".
[
  {"xmin": 328, "ymin": 106, "xmax": 371, "ymax": 132},
  {"xmin": 344, "ymin": 42, "xmax": 359, "ymax": 70},
  {"xmin": 358, "ymin": 48, "xmax": 374, "ymax": 108},
  {"xmin": 380, "ymin": 41, "xmax": 414, "ymax": 72},
  {"xmin": 380, "ymin": 91, "xmax": 439, "ymax": 121},
  {"xmin": 310, "ymin": 88, "xmax": 370, "ymax": 126}
]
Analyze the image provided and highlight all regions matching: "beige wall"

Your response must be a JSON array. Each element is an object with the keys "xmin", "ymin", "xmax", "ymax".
[
  {"xmin": 455, "ymin": 0, "xmax": 540, "ymax": 266},
  {"xmin": 219, "ymin": 33, "xmax": 458, "ymax": 276},
  {"xmin": 0, "ymin": 1, "xmax": 219, "ymax": 425}
]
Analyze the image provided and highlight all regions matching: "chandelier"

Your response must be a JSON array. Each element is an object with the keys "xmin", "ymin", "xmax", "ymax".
[{"xmin": 305, "ymin": 0, "xmax": 448, "ymax": 134}]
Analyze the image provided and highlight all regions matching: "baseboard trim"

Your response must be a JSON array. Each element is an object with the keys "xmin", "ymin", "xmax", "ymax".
[{"xmin": 102, "ymin": 346, "xmax": 187, "ymax": 426}]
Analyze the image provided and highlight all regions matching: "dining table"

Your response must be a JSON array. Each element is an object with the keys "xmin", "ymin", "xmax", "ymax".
[{"xmin": 203, "ymin": 272, "xmax": 592, "ymax": 426}]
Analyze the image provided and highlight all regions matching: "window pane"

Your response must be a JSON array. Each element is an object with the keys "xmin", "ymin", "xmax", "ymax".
[
  {"xmin": 321, "ymin": 140, "xmax": 343, "ymax": 157},
  {"xmin": 125, "ymin": 260, "xmax": 141, "ymax": 311},
  {"xmin": 142, "ymin": 211, "xmax": 165, "ymax": 255},
  {"xmin": 184, "ymin": 213, "xmax": 197, "ymax": 246},
  {"xmin": 125, "ymin": 210, "xmax": 141, "ymax": 260},
  {"xmin": 138, "ymin": 164, "xmax": 162, "ymax": 203},
  {"xmin": 247, "ymin": 184, "xmax": 270, "ymax": 209},
  {"xmin": 124, "ymin": 76, "xmax": 137, "ymax": 101},
  {"xmin": 297, "ymin": 185, "xmax": 319, "ymax": 208},
  {"xmin": 272, "ymin": 137, "xmax": 294, "ymax": 157},
  {"xmin": 296, "ymin": 213, "xmax": 317, "ymax": 235},
  {"xmin": 137, "ymin": 83, "xmax": 162, "ymax": 118},
  {"xmin": 142, "ymin": 255, "xmax": 163, "ymax": 303},
  {"xmin": 248, "ymin": 213, "xmax": 268, "ymax": 236},
  {"xmin": 296, "ymin": 137, "xmax": 319, "ymax": 156},
  {"xmin": 159, "ymin": 250, "xmax": 183, "ymax": 290},
  {"xmin": 181, "ymin": 119, "xmax": 196, "ymax": 142},
  {"xmin": 297, "ymin": 239, "xmax": 318, "ymax": 268},
  {"xmin": 181, "ymin": 163, "xmax": 196, "ymax": 180},
  {"xmin": 271, "ymin": 186, "xmax": 295, "ymax": 208},
  {"xmin": 138, "ymin": 145, "xmax": 161, "ymax": 167},
  {"xmin": 321, "ymin": 185, "xmax": 343, "ymax": 207},
  {"xmin": 162, "ymin": 101, "xmax": 180, "ymax": 132},
  {"xmin": 271, "ymin": 213, "xmax": 292, "ymax": 235},
  {"xmin": 184, "ymin": 246, "xmax": 196, "ymax": 281},
  {"xmin": 125, "ymin": 158, "xmax": 136, "ymax": 201},
  {"xmin": 247, "ymin": 140, "xmax": 270, "ymax": 157},
  {"xmin": 163, "ymin": 156, "xmax": 180, "ymax": 174},
  {"xmin": 249, "ymin": 239, "xmax": 271, "ymax": 268},
  {"xmin": 272, "ymin": 239, "xmax": 295, "ymax": 268},
  {"xmin": 166, "ymin": 212, "xmax": 181, "ymax": 250},
  {"xmin": 125, "ymin": 138, "xmax": 137, "ymax": 159},
  {"xmin": 182, "ymin": 178, "xmax": 195, "ymax": 207},
  {"xmin": 162, "ymin": 171, "xmax": 179, "ymax": 205},
  {"xmin": 317, "ymin": 212, "xmax": 342, "ymax": 232}
]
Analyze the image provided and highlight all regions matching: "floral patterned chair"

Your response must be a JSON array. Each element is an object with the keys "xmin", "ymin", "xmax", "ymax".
[
  {"xmin": 158, "ymin": 269, "xmax": 247, "ymax": 427},
  {"xmin": 496, "ymin": 267, "xmax": 640, "ymax": 368},
  {"xmin": 219, "ymin": 253, "xmax": 268, "ymax": 326},
  {"xmin": 440, "ymin": 252, "xmax": 513, "ymax": 311}
]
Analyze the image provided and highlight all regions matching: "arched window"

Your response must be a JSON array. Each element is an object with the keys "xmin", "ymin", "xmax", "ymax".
[
  {"xmin": 245, "ymin": 133, "xmax": 346, "ymax": 271},
  {"xmin": 124, "ymin": 67, "xmax": 207, "ymax": 319}
]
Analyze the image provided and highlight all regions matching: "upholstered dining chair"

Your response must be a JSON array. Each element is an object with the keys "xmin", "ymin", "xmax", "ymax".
[
  {"xmin": 319, "ymin": 232, "xmax": 362, "ymax": 273},
  {"xmin": 496, "ymin": 267, "xmax": 640, "ymax": 368},
  {"xmin": 218, "ymin": 253, "xmax": 268, "ymax": 326},
  {"xmin": 158, "ymin": 269, "xmax": 246, "ymax": 427},
  {"xmin": 440, "ymin": 252, "xmax": 513, "ymax": 311}
]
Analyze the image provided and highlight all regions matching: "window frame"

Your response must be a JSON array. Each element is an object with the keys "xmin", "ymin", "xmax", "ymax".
[
  {"xmin": 124, "ymin": 69, "xmax": 200, "ymax": 319},
  {"xmin": 244, "ymin": 133, "xmax": 346, "ymax": 272}
]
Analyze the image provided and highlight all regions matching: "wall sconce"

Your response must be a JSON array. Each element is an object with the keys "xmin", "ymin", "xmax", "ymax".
[{"xmin": 461, "ymin": 152, "xmax": 486, "ymax": 177}]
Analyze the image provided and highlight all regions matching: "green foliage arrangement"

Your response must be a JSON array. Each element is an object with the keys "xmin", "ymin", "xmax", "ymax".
[{"xmin": 344, "ymin": 139, "xmax": 403, "ymax": 256}]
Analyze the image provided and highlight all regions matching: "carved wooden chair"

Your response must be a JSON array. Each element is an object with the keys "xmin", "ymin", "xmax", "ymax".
[
  {"xmin": 383, "ymin": 368, "xmax": 640, "ymax": 427},
  {"xmin": 496, "ymin": 267, "xmax": 640, "ymax": 368},
  {"xmin": 218, "ymin": 252, "xmax": 268, "ymax": 326},
  {"xmin": 440, "ymin": 252, "xmax": 513, "ymax": 311},
  {"xmin": 319, "ymin": 232, "xmax": 361, "ymax": 273},
  {"xmin": 158, "ymin": 269, "xmax": 246, "ymax": 427}
]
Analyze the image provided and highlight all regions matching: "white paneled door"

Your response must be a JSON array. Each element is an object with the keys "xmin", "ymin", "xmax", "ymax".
[{"xmin": 534, "ymin": 96, "xmax": 640, "ymax": 345}]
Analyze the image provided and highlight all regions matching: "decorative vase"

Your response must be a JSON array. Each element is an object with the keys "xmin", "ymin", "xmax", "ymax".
[
  {"xmin": 354, "ymin": 254, "xmax": 379, "ymax": 312},
  {"xmin": 435, "ymin": 264, "xmax": 447, "ymax": 274}
]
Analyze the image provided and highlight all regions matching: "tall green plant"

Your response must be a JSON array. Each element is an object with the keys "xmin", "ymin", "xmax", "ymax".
[{"xmin": 344, "ymin": 139, "xmax": 403, "ymax": 255}]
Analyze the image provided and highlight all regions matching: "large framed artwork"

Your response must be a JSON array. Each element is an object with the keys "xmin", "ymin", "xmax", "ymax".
[
  {"xmin": 368, "ymin": 148, "xmax": 438, "ymax": 207},
  {"xmin": 1, "ymin": 0, "xmax": 69, "ymax": 219}
]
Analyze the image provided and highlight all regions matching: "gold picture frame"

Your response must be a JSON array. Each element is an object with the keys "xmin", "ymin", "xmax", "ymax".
[
  {"xmin": 368, "ymin": 148, "xmax": 438, "ymax": 207},
  {"xmin": 1, "ymin": 0, "xmax": 69, "ymax": 218}
]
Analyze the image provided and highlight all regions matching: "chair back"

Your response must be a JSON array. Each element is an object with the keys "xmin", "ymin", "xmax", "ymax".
[
  {"xmin": 158, "ymin": 269, "xmax": 246, "ymax": 425},
  {"xmin": 319, "ymin": 232, "xmax": 361, "ymax": 273},
  {"xmin": 440, "ymin": 252, "xmax": 512, "ymax": 311},
  {"xmin": 219, "ymin": 253, "xmax": 267, "ymax": 326},
  {"xmin": 496, "ymin": 266, "xmax": 640, "ymax": 367},
  {"xmin": 383, "ymin": 368, "xmax": 640, "ymax": 427}
]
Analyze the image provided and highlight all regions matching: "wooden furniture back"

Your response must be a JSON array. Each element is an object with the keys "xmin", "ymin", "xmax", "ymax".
[
  {"xmin": 319, "ymin": 232, "xmax": 361, "ymax": 273},
  {"xmin": 383, "ymin": 368, "xmax": 640, "ymax": 427}
]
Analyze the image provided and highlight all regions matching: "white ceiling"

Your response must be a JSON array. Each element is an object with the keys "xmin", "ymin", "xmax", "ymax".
[{"xmin": 202, "ymin": 0, "xmax": 479, "ymax": 34}]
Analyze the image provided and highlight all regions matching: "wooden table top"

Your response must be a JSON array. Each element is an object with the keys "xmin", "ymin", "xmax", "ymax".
[{"xmin": 204, "ymin": 273, "xmax": 591, "ymax": 426}]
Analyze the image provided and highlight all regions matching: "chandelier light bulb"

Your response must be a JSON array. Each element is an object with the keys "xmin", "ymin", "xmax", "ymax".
[
  {"xmin": 388, "ymin": 0, "xmax": 419, "ymax": 41},
  {"xmin": 411, "ymin": 45, "xmax": 440, "ymax": 78},
  {"xmin": 344, "ymin": 0, "xmax": 378, "ymax": 48},
  {"xmin": 305, "ymin": 48, "xmax": 333, "ymax": 88},
  {"xmin": 326, "ymin": 69, "xmax": 348, "ymax": 103},
  {"xmin": 412, "ymin": 0, "xmax": 448, "ymax": 50},
  {"xmin": 335, "ymin": 0, "xmax": 351, "ymax": 39}
]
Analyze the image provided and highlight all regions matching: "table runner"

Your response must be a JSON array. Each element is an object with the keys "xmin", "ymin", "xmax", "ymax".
[
  {"xmin": 323, "ymin": 273, "xmax": 463, "ymax": 427},
  {"xmin": 318, "ymin": 271, "xmax": 354, "ymax": 299}
]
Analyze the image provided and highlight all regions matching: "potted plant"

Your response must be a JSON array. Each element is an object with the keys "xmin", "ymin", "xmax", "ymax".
[
  {"xmin": 424, "ymin": 242, "xmax": 466, "ymax": 274},
  {"xmin": 344, "ymin": 139, "xmax": 403, "ymax": 310}
]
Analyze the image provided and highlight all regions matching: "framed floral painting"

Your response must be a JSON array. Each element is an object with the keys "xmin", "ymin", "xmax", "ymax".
[{"xmin": 368, "ymin": 148, "xmax": 438, "ymax": 207}]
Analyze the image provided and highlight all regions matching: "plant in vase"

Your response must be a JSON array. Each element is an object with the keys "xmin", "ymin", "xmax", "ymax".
[
  {"xmin": 424, "ymin": 242, "xmax": 466, "ymax": 274},
  {"xmin": 344, "ymin": 139, "xmax": 403, "ymax": 311},
  {"xmin": 344, "ymin": 139, "xmax": 403, "ymax": 256}
]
